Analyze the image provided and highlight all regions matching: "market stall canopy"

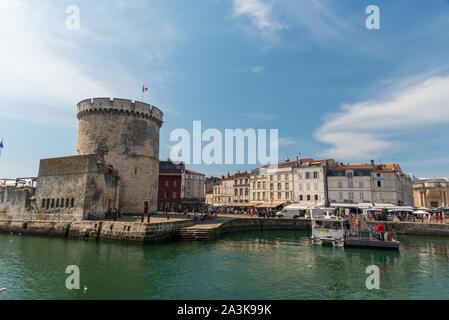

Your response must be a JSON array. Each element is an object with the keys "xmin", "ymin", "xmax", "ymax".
[
  {"xmin": 283, "ymin": 204, "xmax": 311, "ymax": 210},
  {"xmin": 387, "ymin": 206, "xmax": 414, "ymax": 212},
  {"xmin": 358, "ymin": 202, "xmax": 396, "ymax": 209},
  {"xmin": 330, "ymin": 203, "xmax": 360, "ymax": 209},
  {"xmin": 222, "ymin": 203, "xmax": 262, "ymax": 207},
  {"xmin": 413, "ymin": 210, "xmax": 431, "ymax": 215},
  {"xmin": 255, "ymin": 201, "xmax": 287, "ymax": 208}
]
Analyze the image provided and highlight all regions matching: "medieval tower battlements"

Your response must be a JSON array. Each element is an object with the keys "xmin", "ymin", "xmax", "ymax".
[{"xmin": 76, "ymin": 98, "xmax": 164, "ymax": 214}]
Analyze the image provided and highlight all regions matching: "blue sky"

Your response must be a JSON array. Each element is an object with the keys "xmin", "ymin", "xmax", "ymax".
[{"xmin": 1, "ymin": 0, "xmax": 449, "ymax": 178}]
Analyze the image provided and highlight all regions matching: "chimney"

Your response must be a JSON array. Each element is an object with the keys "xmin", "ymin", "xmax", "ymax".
[
  {"xmin": 370, "ymin": 160, "xmax": 375, "ymax": 167},
  {"xmin": 221, "ymin": 175, "xmax": 225, "ymax": 179},
  {"xmin": 227, "ymin": 173, "xmax": 230, "ymax": 178}
]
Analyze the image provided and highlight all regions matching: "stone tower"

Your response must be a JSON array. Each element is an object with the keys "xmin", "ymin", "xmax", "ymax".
[{"xmin": 76, "ymin": 98, "xmax": 163, "ymax": 214}]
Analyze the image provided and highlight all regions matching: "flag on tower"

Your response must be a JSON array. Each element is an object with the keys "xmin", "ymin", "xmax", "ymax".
[{"xmin": 141, "ymin": 86, "xmax": 149, "ymax": 103}]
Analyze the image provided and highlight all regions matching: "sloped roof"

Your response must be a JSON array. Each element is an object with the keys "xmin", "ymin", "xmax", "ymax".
[{"xmin": 185, "ymin": 169, "xmax": 205, "ymax": 176}]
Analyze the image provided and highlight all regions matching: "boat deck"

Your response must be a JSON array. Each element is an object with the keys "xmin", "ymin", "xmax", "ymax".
[{"xmin": 344, "ymin": 237, "xmax": 400, "ymax": 250}]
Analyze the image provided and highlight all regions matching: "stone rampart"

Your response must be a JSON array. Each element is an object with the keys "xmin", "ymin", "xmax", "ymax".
[{"xmin": 77, "ymin": 98, "xmax": 163, "ymax": 125}]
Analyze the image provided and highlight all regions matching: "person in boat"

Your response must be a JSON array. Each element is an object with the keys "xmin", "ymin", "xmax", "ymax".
[{"xmin": 376, "ymin": 224, "xmax": 385, "ymax": 241}]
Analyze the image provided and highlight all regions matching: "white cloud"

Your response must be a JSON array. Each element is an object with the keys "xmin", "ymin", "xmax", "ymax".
[
  {"xmin": 0, "ymin": 1, "xmax": 113, "ymax": 124},
  {"xmin": 0, "ymin": 0, "xmax": 181, "ymax": 126},
  {"xmin": 315, "ymin": 76, "xmax": 449, "ymax": 159},
  {"xmin": 231, "ymin": 0, "xmax": 382, "ymax": 54},
  {"xmin": 280, "ymin": 0, "xmax": 352, "ymax": 42},
  {"xmin": 232, "ymin": 0, "xmax": 286, "ymax": 36}
]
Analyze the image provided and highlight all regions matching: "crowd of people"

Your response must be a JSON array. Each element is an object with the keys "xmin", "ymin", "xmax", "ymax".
[
  {"xmin": 105, "ymin": 204, "xmax": 447, "ymax": 226},
  {"xmin": 368, "ymin": 211, "xmax": 447, "ymax": 223},
  {"xmin": 158, "ymin": 204, "xmax": 285, "ymax": 223}
]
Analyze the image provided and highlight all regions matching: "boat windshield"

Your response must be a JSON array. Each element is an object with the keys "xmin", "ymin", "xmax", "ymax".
[
  {"xmin": 314, "ymin": 219, "xmax": 343, "ymax": 230},
  {"xmin": 332, "ymin": 221, "xmax": 342, "ymax": 230}
]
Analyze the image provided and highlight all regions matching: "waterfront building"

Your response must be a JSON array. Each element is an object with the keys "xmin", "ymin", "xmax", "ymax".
[
  {"xmin": 327, "ymin": 161, "xmax": 413, "ymax": 206},
  {"xmin": 412, "ymin": 177, "xmax": 449, "ymax": 208},
  {"xmin": 158, "ymin": 160, "xmax": 184, "ymax": 210},
  {"xmin": 205, "ymin": 176, "xmax": 220, "ymax": 195},
  {"xmin": 205, "ymin": 192, "xmax": 214, "ymax": 205},
  {"xmin": 293, "ymin": 158, "xmax": 337, "ymax": 207},
  {"xmin": 212, "ymin": 174, "xmax": 234, "ymax": 205},
  {"xmin": 232, "ymin": 172, "xmax": 250, "ymax": 203},
  {"xmin": 249, "ymin": 159, "xmax": 296, "ymax": 205},
  {"xmin": 158, "ymin": 160, "xmax": 206, "ymax": 208},
  {"xmin": 205, "ymin": 176, "xmax": 220, "ymax": 205},
  {"xmin": 181, "ymin": 169, "xmax": 206, "ymax": 206}
]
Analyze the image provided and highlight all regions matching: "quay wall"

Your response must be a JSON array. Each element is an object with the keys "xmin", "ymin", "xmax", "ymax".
[
  {"xmin": 212, "ymin": 218, "xmax": 311, "ymax": 239},
  {"xmin": 195, "ymin": 219, "xmax": 449, "ymax": 241},
  {"xmin": 1, "ymin": 217, "xmax": 449, "ymax": 244},
  {"xmin": 0, "ymin": 219, "xmax": 195, "ymax": 243},
  {"xmin": 369, "ymin": 221, "xmax": 449, "ymax": 236}
]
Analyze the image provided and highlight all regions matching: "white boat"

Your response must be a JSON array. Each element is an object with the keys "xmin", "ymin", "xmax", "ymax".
[
  {"xmin": 311, "ymin": 215, "xmax": 345, "ymax": 247},
  {"xmin": 311, "ymin": 214, "xmax": 400, "ymax": 250}
]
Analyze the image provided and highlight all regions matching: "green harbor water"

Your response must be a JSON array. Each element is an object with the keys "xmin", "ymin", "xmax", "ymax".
[{"xmin": 0, "ymin": 231, "xmax": 448, "ymax": 300}]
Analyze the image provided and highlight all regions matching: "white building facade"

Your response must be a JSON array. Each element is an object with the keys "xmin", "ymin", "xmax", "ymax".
[
  {"xmin": 181, "ymin": 169, "xmax": 206, "ymax": 204},
  {"xmin": 327, "ymin": 162, "xmax": 413, "ymax": 206},
  {"xmin": 293, "ymin": 159, "xmax": 336, "ymax": 207}
]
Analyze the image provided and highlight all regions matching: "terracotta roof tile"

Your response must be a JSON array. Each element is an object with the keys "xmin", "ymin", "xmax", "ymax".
[{"xmin": 185, "ymin": 169, "xmax": 205, "ymax": 176}]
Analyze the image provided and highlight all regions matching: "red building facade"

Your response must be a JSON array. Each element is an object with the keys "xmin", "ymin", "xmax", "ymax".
[
  {"xmin": 158, "ymin": 172, "xmax": 182, "ymax": 209},
  {"xmin": 158, "ymin": 160, "xmax": 184, "ymax": 210}
]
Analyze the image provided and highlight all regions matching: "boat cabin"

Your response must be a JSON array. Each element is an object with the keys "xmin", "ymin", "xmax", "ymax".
[{"xmin": 311, "ymin": 215, "xmax": 345, "ymax": 246}]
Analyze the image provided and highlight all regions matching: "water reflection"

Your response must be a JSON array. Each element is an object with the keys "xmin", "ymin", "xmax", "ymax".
[{"xmin": 0, "ymin": 231, "xmax": 449, "ymax": 300}]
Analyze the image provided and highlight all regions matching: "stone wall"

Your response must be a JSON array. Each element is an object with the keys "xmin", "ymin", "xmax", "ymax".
[
  {"xmin": 35, "ymin": 154, "xmax": 120, "ymax": 221},
  {"xmin": 1, "ymin": 217, "xmax": 449, "ymax": 244},
  {"xmin": 0, "ymin": 187, "xmax": 35, "ymax": 220},
  {"xmin": 214, "ymin": 218, "xmax": 311, "ymax": 239},
  {"xmin": 369, "ymin": 221, "xmax": 449, "ymax": 236},
  {"xmin": 76, "ymin": 98, "xmax": 163, "ymax": 214},
  {"xmin": 0, "ymin": 219, "xmax": 195, "ymax": 243}
]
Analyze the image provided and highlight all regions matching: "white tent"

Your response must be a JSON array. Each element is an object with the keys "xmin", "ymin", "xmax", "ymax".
[
  {"xmin": 413, "ymin": 210, "xmax": 431, "ymax": 215},
  {"xmin": 388, "ymin": 207, "xmax": 414, "ymax": 213}
]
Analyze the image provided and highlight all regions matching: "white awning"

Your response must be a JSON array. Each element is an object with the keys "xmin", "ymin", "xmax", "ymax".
[
  {"xmin": 387, "ymin": 206, "xmax": 414, "ymax": 212},
  {"xmin": 413, "ymin": 210, "xmax": 431, "ymax": 215},
  {"xmin": 284, "ymin": 204, "xmax": 310, "ymax": 210},
  {"xmin": 330, "ymin": 203, "xmax": 359, "ymax": 208}
]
